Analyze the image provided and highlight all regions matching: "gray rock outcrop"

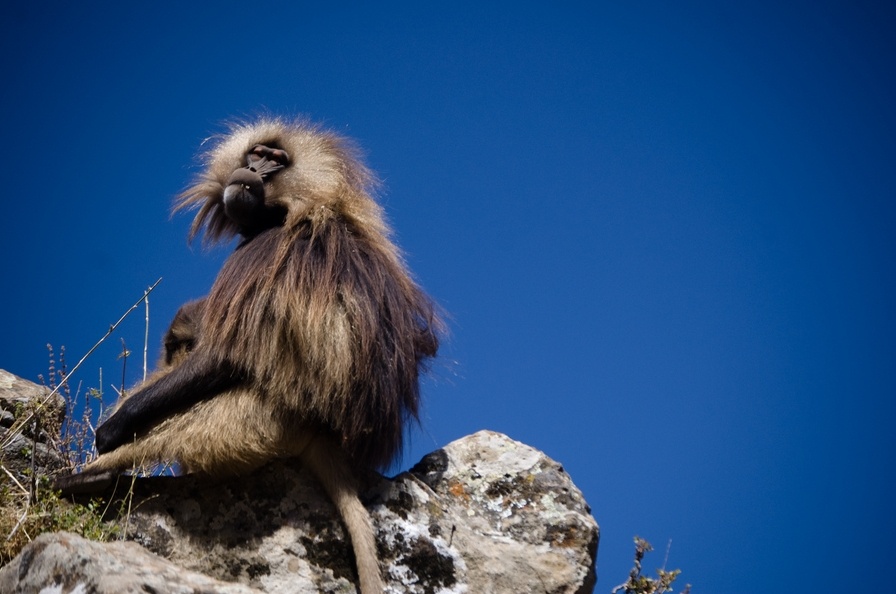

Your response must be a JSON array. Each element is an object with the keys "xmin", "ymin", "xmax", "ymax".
[
  {"xmin": 0, "ymin": 368, "xmax": 67, "ymax": 479},
  {"xmin": 0, "ymin": 368, "xmax": 598, "ymax": 593},
  {"xmin": 1, "ymin": 531, "xmax": 262, "ymax": 594}
]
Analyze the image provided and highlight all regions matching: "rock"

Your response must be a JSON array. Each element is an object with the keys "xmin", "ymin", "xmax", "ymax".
[
  {"xmin": 0, "ymin": 369, "xmax": 67, "ymax": 480},
  {"xmin": 0, "ymin": 369, "xmax": 599, "ymax": 592},
  {"xmin": 0, "ymin": 531, "xmax": 262, "ymax": 594},
  {"xmin": 124, "ymin": 430, "xmax": 597, "ymax": 593},
  {"xmin": 2, "ymin": 427, "xmax": 598, "ymax": 593},
  {"xmin": 411, "ymin": 430, "xmax": 598, "ymax": 593}
]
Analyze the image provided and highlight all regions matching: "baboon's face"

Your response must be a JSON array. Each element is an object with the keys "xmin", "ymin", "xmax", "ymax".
[
  {"xmin": 180, "ymin": 120, "xmax": 379, "ymax": 244},
  {"xmin": 221, "ymin": 143, "xmax": 291, "ymax": 236}
]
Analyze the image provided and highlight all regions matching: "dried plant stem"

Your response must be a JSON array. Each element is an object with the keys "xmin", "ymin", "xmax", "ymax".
[
  {"xmin": 0, "ymin": 278, "xmax": 162, "ymax": 451},
  {"xmin": 1, "ymin": 466, "xmax": 27, "ymax": 495},
  {"xmin": 28, "ymin": 418, "xmax": 38, "ymax": 504},
  {"xmin": 143, "ymin": 285, "xmax": 150, "ymax": 382}
]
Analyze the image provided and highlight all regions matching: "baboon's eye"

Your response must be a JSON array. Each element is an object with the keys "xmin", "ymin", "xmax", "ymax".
[
  {"xmin": 247, "ymin": 145, "xmax": 290, "ymax": 167},
  {"xmin": 269, "ymin": 148, "xmax": 290, "ymax": 165}
]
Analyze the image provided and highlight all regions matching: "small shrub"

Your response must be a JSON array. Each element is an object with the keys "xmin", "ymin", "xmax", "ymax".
[{"xmin": 612, "ymin": 536, "xmax": 691, "ymax": 594}]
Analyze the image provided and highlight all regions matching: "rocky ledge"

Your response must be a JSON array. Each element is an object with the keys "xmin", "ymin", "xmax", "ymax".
[{"xmin": 1, "ymin": 368, "xmax": 597, "ymax": 594}]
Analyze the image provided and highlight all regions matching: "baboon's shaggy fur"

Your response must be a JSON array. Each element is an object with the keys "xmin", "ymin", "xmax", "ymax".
[
  {"xmin": 173, "ymin": 118, "xmax": 441, "ymax": 470},
  {"xmin": 58, "ymin": 119, "xmax": 443, "ymax": 594}
]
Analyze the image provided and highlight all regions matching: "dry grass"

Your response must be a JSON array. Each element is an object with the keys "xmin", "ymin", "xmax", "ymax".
[
  {"xmin": 1, "ymin": 283, "xmax": 160, "ymax": 565},
  {"xmin": 0, "ymin": 346, "xmax": 120, "ymax": 564}
]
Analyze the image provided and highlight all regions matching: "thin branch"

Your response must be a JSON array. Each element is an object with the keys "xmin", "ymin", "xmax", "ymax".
[
  {"xmin": 28, "ymin": 418, "xmax": 38, "ymax": 505},
  {"xmin": 143, "ymin": 285, "xmax": 151, "ymax": 382},
  {"xmin": 1, "ymin": 465, "xmax": 28, "ymax": 495},
  {"xmin": 0, "ymin": 278, "xmax": 162, "ymax": 450},
  {"xmin": 118, "ymin": 339, "xmax": 129, "ymax": 400},
  {"xmin": 5, "ymin": 506, "xmax": 30, "ymax": 543}
]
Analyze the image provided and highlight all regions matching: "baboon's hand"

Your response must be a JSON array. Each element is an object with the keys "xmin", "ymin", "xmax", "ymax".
[{"xmin": 94, "ymin": 356, "xmax": 243, "ymax": 455}]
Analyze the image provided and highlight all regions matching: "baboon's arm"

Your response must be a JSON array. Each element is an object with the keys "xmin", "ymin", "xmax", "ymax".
[{"xmin": 94, "ymin": 353, "xmax": 243, "ymax": 453}]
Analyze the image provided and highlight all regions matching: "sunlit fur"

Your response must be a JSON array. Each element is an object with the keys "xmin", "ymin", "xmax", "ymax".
[
  {"xmin": 176, "ymin": 118, "xmax": 440, "ymax": 470},
  {"xmin": 71, "ymin": 118, "xmax": 443, "ymax": 593},
  {"xmin": 83, "ymin": 299, "xmax": 308, "ymax": 477},
  {"xmin": 82, "ymin": 299, "xmax": 382, "ymax": 593}
]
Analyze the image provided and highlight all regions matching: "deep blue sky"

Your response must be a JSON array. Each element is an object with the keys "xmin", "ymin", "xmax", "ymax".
[{"xmin": 2, "ymin": 3, "xmax": 894, "ymax": 592}]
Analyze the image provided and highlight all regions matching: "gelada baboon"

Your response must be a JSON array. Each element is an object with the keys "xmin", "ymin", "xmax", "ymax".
[{"xmin": 57, "ymin": 118, "xmax": 442, "ymax": 594}]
